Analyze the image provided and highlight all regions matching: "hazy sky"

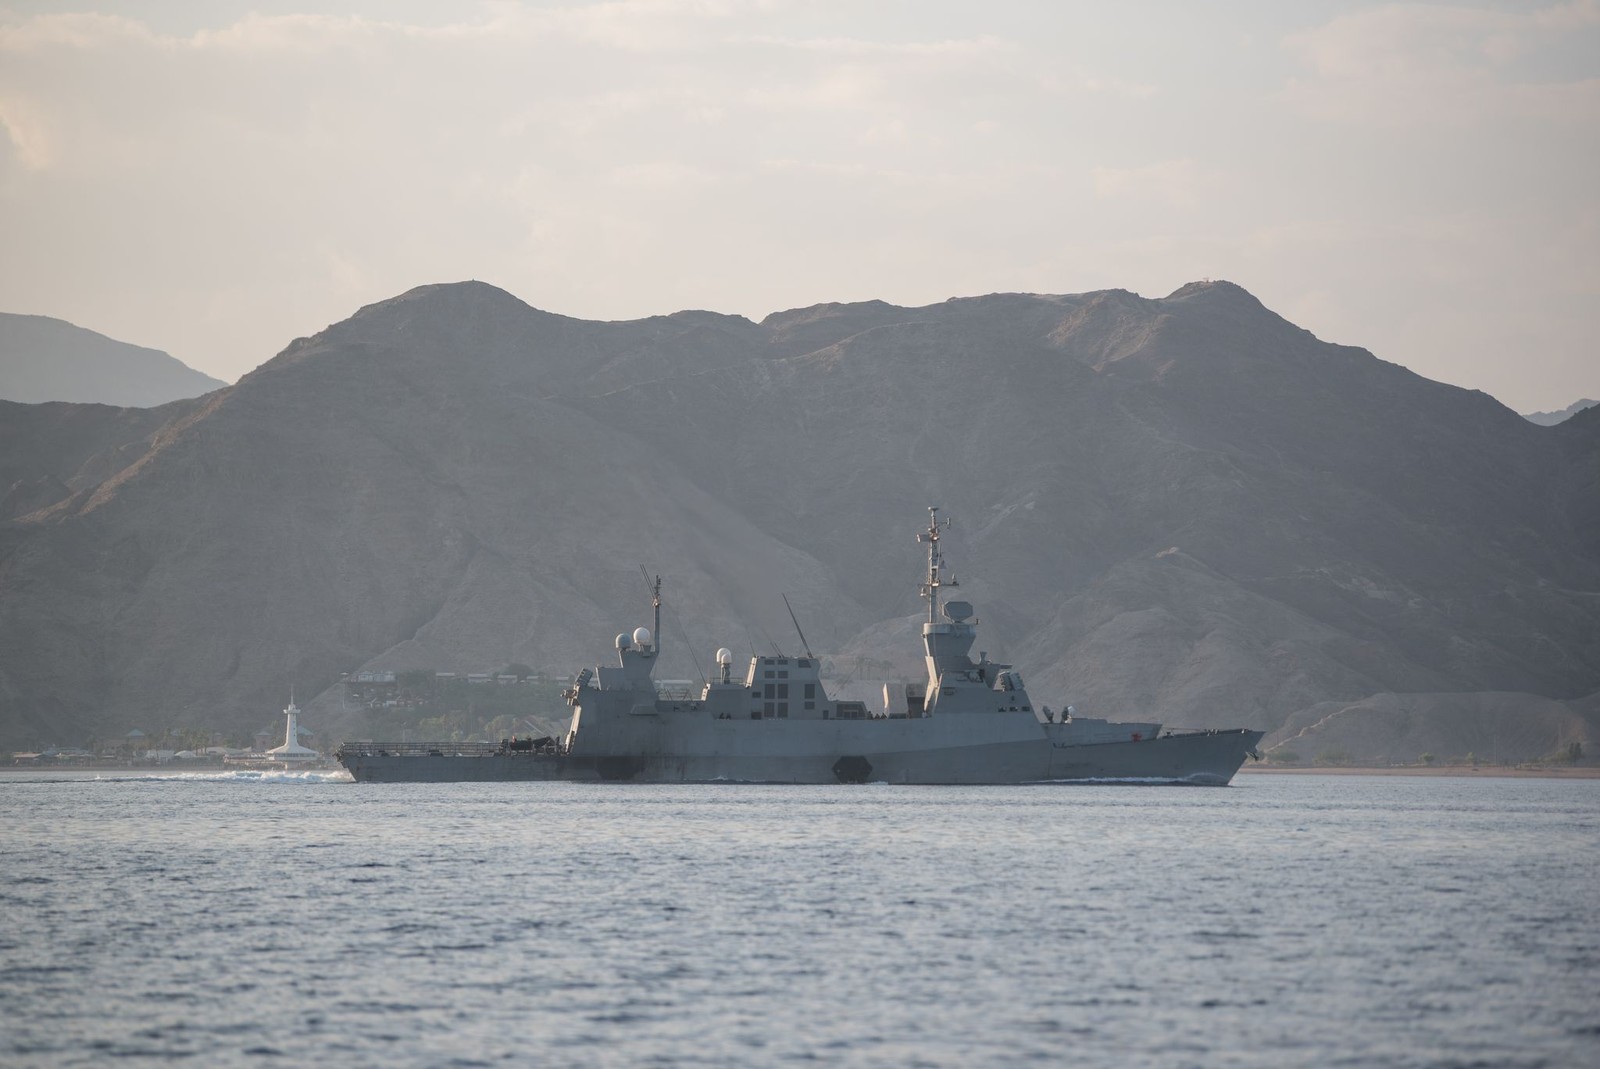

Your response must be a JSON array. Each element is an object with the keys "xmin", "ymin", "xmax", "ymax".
[{"xmin": 1, "ymin": 1, "xmax": 1595, "ymax": 410}]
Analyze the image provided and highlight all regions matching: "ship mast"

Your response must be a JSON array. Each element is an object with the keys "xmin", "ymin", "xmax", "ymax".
[
  {"xmin": 641, "ymin": 565, "xmax": 661, "ymax": 659},
  {"xmin": 919, "ymin": 506, "xmax": 956, "ymax": 623}
]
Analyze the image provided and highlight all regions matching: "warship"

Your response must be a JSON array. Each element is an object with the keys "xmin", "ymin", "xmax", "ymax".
[{"xmin": 337, "ymin": 510, "xmax": 1264, "ymax": 784}]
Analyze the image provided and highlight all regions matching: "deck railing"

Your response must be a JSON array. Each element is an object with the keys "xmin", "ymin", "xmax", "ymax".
[{"xmin": 335, "ymin": 742, "xmax": 501, "ymax": 758}]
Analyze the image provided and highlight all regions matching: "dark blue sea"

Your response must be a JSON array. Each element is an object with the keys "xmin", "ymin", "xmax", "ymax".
[{"xmin": 2, "ymin": 771, "xmax": 1597, "ymax": 1068}]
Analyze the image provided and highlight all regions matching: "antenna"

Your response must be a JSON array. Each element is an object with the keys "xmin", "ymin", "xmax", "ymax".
[
  {"xmin": 918, "ymin": 506, "xmax": 956, "ymax": 624},
  {"xmin": 757, "ymin": 620, "xmax": 785, "ymax": 657},
  {"xmin": 662, "ymin": 598, "xmax": 709, "ymax": 688},
  {"xmin": 781, "ymin": 594, "xmax": 815, "ymax": 659},
  {"xmin": 638, "ymin": 565, "xmax": 661, "ymax": 660}
]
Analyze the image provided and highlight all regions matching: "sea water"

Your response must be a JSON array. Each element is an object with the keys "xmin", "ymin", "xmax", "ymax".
[{"xmin": 1, "ymin": 772, "xmax": 1596, "ymax": 1068}]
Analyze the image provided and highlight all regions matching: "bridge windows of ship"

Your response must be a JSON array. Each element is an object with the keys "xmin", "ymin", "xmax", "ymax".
[
  {"xmin": 754, "ymin": 680, "xmax": 792, "ymax": 719},
  {"xmin": 759, "ymin": 657, "xmax": 801, "ymax": 677}
]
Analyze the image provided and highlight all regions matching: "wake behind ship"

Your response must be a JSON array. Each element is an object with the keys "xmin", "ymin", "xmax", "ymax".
[{"xmin": 338, "ymin": 510, "xmax": 1264, "ymax": 784}]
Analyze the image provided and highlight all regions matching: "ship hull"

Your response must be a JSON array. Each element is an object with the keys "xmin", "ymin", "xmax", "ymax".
[
  {"xmin": 339, "ymin": 511, "xmax": 1267, "ymax": 788},
  {"xmin": 338, "ymin": 728, "xmax": 1263, "ymax": 785}
]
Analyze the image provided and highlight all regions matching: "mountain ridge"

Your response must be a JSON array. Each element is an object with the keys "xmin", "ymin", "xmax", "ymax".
[
  {"xmin": 1523, "ymin": 398, "xmax": 1597, "ymax": 426},
  {"xmin": 2, "ymin": 280, "xmax": 1596, "ymax": 763},
  {"xmin": 0, "ymin": 313, "xmax": 227, "ymax": 407}
]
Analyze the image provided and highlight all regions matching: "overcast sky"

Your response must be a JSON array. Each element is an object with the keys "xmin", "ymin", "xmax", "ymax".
[{"xmin": 1, "ymin": 1, "xmax": 1595, "ymax": 410}]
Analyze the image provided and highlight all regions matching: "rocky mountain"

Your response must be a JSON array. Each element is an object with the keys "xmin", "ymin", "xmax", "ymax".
[
  {"xmin": 0, "ymin": 313, "xmax": 227, "ymax": 407},
  {"xmin": 1523, "ymin": 398, "xmax": 1598, "ymax": 426},
  {"xmin": 2, "ymin": 280, "xmax": 1596, "ymax": 764}
]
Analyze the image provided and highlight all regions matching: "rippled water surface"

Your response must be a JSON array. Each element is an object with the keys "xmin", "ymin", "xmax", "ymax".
[{"xmin": 2, "ymin": 771, "xmax": 1597, "ymax": 1068}]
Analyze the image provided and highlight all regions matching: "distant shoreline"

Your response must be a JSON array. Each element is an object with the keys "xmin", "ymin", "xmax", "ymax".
[
  {"xmin": 0, "ymin": 763, "xmax": 337, "ymax": 778},
  {"xmin": 1239, "ymin": 765, "xmax": 1599, "ymax": 779}
]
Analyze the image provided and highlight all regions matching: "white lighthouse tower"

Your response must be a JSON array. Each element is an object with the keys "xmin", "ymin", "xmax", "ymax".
[{"xmin": 265, "ymin": 692, "xmax": 319, "ymax": 765}]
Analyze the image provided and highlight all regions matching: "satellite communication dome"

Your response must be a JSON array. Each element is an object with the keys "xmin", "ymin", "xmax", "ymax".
[
  {"xmin": 633, "ymin": 626, "xmax": 653, "ymax": 648},
  {"xmin": 615, "ymin": 633, "xmax": 631, "ymax": 650},
  {"xmin": 716, "ymin": 648, "xmax": 734, "ymax": 666}
]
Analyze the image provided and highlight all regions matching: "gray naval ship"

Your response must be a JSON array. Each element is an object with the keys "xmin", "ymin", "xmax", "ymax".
[{"xmin": 338, "ymin": 510, "xmax": 1264, "ymax": 784}]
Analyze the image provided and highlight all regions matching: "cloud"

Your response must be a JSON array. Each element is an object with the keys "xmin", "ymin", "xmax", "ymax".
[
  {"xmin": 739, "ymin": 32, "xmax": 1011, "ymax": 59},
  {"xmin": 1283, "ymin": 1, "xmax": 1600, "ymax": 127},
  {"xmin": 0, "ymin": 12, "xmax": 161, "ymax": 50},
  {"xmin": 0, "ymin": 96, "xmax": 53, "ymax": 168},
  {"xmin": 606, "ymin": 159, "xmax": 725, "ymax": 189},
  {"xmin": 1079, "ymin": 75, "xmax": 1158, "ymax": 100},
  {"xmin": 0, "ymin": 2, "xmax": 1592, "ymax": 410},
  {"xmin": 1092, "ymin": 158, "xmax": 1212, "ymax": 206},
  {"xmin": 0, "ymin": 5, "xmax": 1036, "ymax": 351}
]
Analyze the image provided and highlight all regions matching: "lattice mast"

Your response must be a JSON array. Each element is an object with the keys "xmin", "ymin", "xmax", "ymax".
[{"xmin": 918, "ymin": 506, "xmax": 957, "ymax": 624}]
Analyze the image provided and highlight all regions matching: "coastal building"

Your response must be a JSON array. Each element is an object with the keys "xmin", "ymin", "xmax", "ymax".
[{"xmin": 264, "ymin": 696, "xmax": 319, "ymax": 765}]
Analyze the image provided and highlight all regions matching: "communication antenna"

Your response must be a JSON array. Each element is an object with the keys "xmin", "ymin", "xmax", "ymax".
[
  {"xmin": 638, "ymin": 565, "xmax": 661, "ymax": 660},
  {"xmin": 781, "ymin": 594, "xmax": 815, "ymax": 660},
  {"xmin": 918, "ymin": 506, "xmax": 957, "ymax": 624},
  {"xmin": 662, "ymin": 598, "xmax": 708, "ymax": 687},
  {"xmin": 757, "ymin": 620, "xmax": 785, "ymax": 657}
]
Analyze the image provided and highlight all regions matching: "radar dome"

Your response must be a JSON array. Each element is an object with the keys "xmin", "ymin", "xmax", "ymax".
[
  {"xmin": 615, "ymin": 633, "xmax": 631, "ymax": 650},
  {"xmin": 716, "ymin": 648, "xmax": 734, "ymax": 666},
  {"xmin": 633, "ymin": 626, "xmax": 653, "ymax": 648}
]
